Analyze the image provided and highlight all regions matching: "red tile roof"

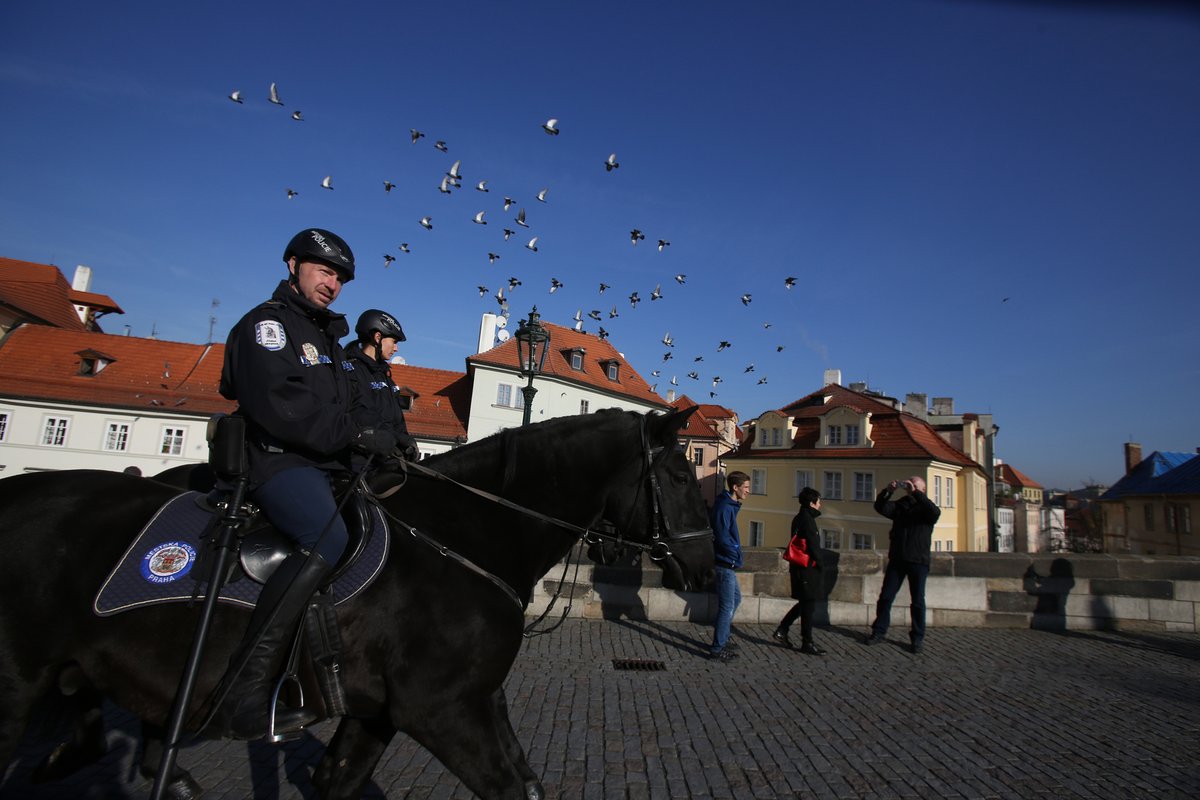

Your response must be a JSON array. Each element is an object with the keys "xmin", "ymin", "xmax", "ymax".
[
  {"xmin": 997, "ymin": 463, "xmax": 1044, "ymax": 490},
  {"xmin": 0, "ymin": 257, "xmax": 123, "ymax": 331},
  {"xmin": 467, "ymin": 321, "xmax": 668, "ymax": 408},
  {"xmin": 0, "ymin": 325, "xmax": 231, "ymax": 415},
  {"xmin": 697, "ymin": 402, "xmax": 737, "ymax": 421},
  {"xmin": 728, "ymin": 383, "xmax": 980, "ymax": 469},
  {"xmin": 390, "ymin": 363, "xmax": 470, "ymax": 442},
  {"xmin": 669, "ymin": 395, "xmax": 721, "ymax": 441}
]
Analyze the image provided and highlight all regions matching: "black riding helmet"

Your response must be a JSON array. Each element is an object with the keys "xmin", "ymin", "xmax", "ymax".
[
  {"xmin": 355, "ymin": 309, "xmax": 406, "ymax": 343},
  {"xmin": 282, "ymin": 228, "xmax": 356, "ymax": 282}
]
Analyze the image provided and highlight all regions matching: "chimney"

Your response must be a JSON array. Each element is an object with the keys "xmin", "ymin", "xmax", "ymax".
[
  {"xmin": 849, "ymin": 381, "xmax": 867, "ymax": 393},
  {"xmin": 905, "ymin": 393, "xmax": 927, "ymax": 419},
  {"xmin": 72, "ymin": 265, "xmax": 92, "ymax": 292},
  {"xmin": 666, "ymin": 389, "xmax": 676, "ymax": 403},
  {"xmin": 932, "ymin": 396, "xmax": 954, "ymax": 415},
  {"xmin": 823, "ymin": 368, "xmax": 842, "ymax": 387},
  {"xmin": 1124, "ymin": 442, "xmax": 1142, "ymax": 475}
]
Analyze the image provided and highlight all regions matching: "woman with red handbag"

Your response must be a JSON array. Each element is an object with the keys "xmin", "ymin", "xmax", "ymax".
[{"xmin": 773, "ymin": 486, "xmax": 826, "ymax": 655}]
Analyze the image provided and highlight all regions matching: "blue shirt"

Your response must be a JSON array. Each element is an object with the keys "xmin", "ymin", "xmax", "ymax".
[{"xmin": 710, "ymin": 490, "xmax": 744, "ymax": 569}]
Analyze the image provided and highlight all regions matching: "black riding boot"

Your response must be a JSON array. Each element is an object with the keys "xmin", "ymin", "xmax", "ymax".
[{"xmin": 219, "ymin": 551, "xmax": 333, "ymax": 740}]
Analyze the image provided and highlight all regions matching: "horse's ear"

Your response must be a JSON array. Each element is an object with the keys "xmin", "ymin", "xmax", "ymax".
[{"xmin": 647, "ymin": 406, "xmax": 698, "ymax": 441}]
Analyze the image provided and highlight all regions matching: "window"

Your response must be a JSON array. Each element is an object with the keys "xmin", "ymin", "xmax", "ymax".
[
  {"xmin": 934, "ymin": 476, "xmax": 942, "ymax": 506},
  {"xmin": 934, "ymin": 541, "xmax": 941, "ymax": 552},
  {"xmin": 161, "ymin": 426, "xmax": 185, "ymax": 456},
  {"xmin": 748, "ymin": 521, "xmax": 764, "ymax": 547},
  {"xmin": 943, "ymin": 539, "xmax": 954, "ymax": 552},
  {"xmin": 1166, "ymin": 504, "xmax": 1192, "ymax": 535},
  {"xmin": 845, "ymin": 424, "xmax": 860, "ymax": 445},
  {"xmin": 579, "ymin": 399, "xmax": 590, "ymax": 414},
  {"xmin": 945, "ymin": 477, "xmax": 954, "ymax": 508},
  {"xmin": 104, "ymin": 422, "xmax": 131, "ymax": 452},
  {"xmin": 605, "ymin": 362, "xmax": 618, "ymax": 380},
  {"xmin": 823, "ymin": 471, "xmax": 842, "ymax": 500},
  {"xmin": 751, "ymin": 469, "xmax": 767, "ymax": 495},
  {"xmin": 852, "ymin": 532, "xmax": 874, "ymax": 550},
  {"xmin": 0, "ymin": 411, "xmax": 8, "ymax": 442},
  {"xmin": 853, "ymin": 472, "xmax": 874, "ymax": 501},
  {"xmin": 693, "ymin": 447, "xmax": 704, "ymax": 467},
  {"xmin": 827, "ymin": 425, "xmax": 842, "ymax": 445},
  {"xmin": 771, "ymin": 428, "xmax": 783, "ymax": 446},
  {"xmin": 759, "ymin": 428, "xmax": 768, "ymax": 446},
  {"xmin": 820, "ymin": 529, "xmax": 840, "ymax": 549},
  {"xmin": 569, "ymin": 350, "xmax": 584, "ymax": 371},
  {"xmin": 41, "ymin": 416, "xmax": 70, "ymax": 447},
  {"xmin": 496, "ymin": 384, "xmax": 512, "ymax": 407},
  {"xmin": 794, "ymin": 470, "xmax": 814, "ymax": 496},
  {"xmin": 1144, "ymin": 504, "xmax": 1155, "ymax": 531}
]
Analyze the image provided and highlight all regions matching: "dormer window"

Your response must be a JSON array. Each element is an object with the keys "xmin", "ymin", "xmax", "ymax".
[
  {"xmin": 819, "ymin": 408, "xmax": 873, "ymax": 448},
  {"xmin": 602, "ymin": 359, "xmax": 619, "ymax": 381},
  {"xmin": 395, "ymin": 385, "xmax": 417, "ymax": 412},
  {"xmin": 567, "ymin": 348, "xmax": 586, "ymax": 371},
  {"xmin": 76, "ymin": 348, "xmax": 115, "ymax": 376}
]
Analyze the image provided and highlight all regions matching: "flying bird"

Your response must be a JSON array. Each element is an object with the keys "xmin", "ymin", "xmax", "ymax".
[
  {"xmin": 757, "ymin": 377, "xmax": 768, "ymax": 385},
  {"xmin": 572, "ymin": 310, "xmax": 582, "ymax": 329},
  {"xmin": 605, "ymin": 153, "xmax": 619, "ymax": 171},
  {"xmin": 588, "ymin": 310, "xmax": 602, "ymax": 321},
  {"xmin": 488, "ymin": 252, "xmax": 501, "ymax": 264},
  {"xmin": 776, "ymin": 345, "xmax": 785, "ymax": 352},
  {"xmin": 599, "ymin": 283, "xmax": 611, "ymax": 294},
  {"xmin": 717, "ymin": 341, "xmax": 731, "ymax": 351},
  {"xmin": 536, "ymin": 187, "xmax": 548, "ymax": 203},
  {"xmin": 663, "ymin": 352, "xmax": 674, "ymax": 362},
  {"xmin": 597, "ymin": 327, "xmax": 609, "ymax": 340},
  {"xmin": 447, "ymin": 160, "xmax": 463, "ymax": 182},
  {"xmin": 740, "ymin": 293, "xmax": 752, "ymax": 306},
  {"xmin": 549, "ymin": 278, "xmax": 563, "ymax": 292},
  {"xmin": 542, "ymin": 118, "xmax": 560, "ymax": 135},
  {"xmin": 434, "ymin": 141, "xmax": 448, "ymax": 152},
  {"xmin": 694, "ymin": 356, "xmax": 704, "ymax": 362},
  {"xmin": 744, "ymin": 364, "xmax": 755, "ymax": 373},
  {"xmin": 478, "ymin": 286, "xmax": 488, "ymax": 297},
  {"xmin": 670, "ymin": 376, "xmax": 679, "ymax": 387},
  {"xmin": 525, "ymin": 236, "xmax": 539, "ymax": 253},
  {"xmin": 419, "ymin": 216, "xmax": 433, "ymax": 230},
  {"xmin": 712, "ymin": 376, "xmax": 723, "ymax": 386},
  {"xmin": 228, "ymin": 89, "xmax": 243, "ymax": 104},
  {"xmin": 439, "ymin": 176, "xmax": 452, "ymax": 194},
  {"xmin": 383, "ymin": 254, "xmax": 395, "ymax": 267},
  {"xmin": 658, "ymin": 240, "xmax": 670, "ymax": 252},
  {"xmin": 651, "ymin": 284, "xmax": 663, "ymax": 301},
  {"xmin": 629, "ymin": 292, "xmax": 641, "ymax": 308},
  {"xmin": 763, "ymin": 322, "xmax": 772, "ymax": 329},
  {"xmin": 662, "ymin": 332, "xmax": 674, "ymax": 347},
  {"xmin": 291, "ymin": 111, "xmax": 303, "ymax": 121},
  {"xmin": 269, "ymin": 83, "xmax": 283, "ymax": 105},
  {"xmin": 411, "ymin": 129, "xmax": 425, "ymax": 144},
  {"xmin": 630, "ymin": 229, "xmax": 645, "ymax": 245},
  {"xmin": 785, "ymin": 277, "xmax": 796, "ymax": 289},
  {"xmin": 383, "ymin": 181, "xmax": 396, "ymax": 193},
  {"xmin": 321, "ymin": 176, "xmax": 333, "ymax": 190},
  {"xmin": 399, "ymin": 243, "xmax": 410, "ymax": 253},
  {"xmin": 674, "ymin": 274, "xmax": 686, "ymax": 284},
  {"xmin": 503, "ymin": 197, "xmax": 516, "ymax": 211},
  {"xmin": 651, "ymin": 370, "xmax": 661, "ymax": 377},
  {"xmin": 515, "ymin": 208, "xmax": 529, "ymax": 228},
  {"xmin": 609, "ymin": 305, "xmax": 619, "ymax": 318},
  {"xmin": 1002, "ymin": 297, "xmax": 1011, "ymax": 303},
  {"xmin": 503, "ymin": 229, "xmax": 515, "ymax": 241},
  {"xmin": 508, "ymin": 277, "xmax": 522, "ymax": 289},
  {"xmin": 688, "ymin": 372, "xmax": 699, "ymax": 380},
  {"xmin": 473, "ymin": 211, "xmax": 487, "ymax": 225},
  {"xmin": 286, "ymin": 188, "xmax": 298, "ymax": 199}
]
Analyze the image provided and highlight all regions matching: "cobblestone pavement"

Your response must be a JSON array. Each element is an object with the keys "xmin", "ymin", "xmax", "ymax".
[{"xmin": 4, "ymin": 621, "xmax": 1199, "ymax": 799}]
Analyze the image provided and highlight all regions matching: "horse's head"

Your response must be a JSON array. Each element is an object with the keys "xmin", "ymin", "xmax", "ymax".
[{"xmin": 596, "ymin": 408, "xmax": 715, "ymax": 592}]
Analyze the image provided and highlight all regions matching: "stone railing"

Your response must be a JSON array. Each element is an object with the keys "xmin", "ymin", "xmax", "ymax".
[{"xmin": 526, "ymin": 549, "xmax": 1200, "ymax": 633}]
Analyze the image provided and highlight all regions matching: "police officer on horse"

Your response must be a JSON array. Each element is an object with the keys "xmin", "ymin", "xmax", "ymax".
[
  {"xmin": 345, "ymin": 309, "xmax": 419, "ymax": 462},
  {"xmin": 215, "ymin": 228, "xmax": 397, "ymax": 739}
]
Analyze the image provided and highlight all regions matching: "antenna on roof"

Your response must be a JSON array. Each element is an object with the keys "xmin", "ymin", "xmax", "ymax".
[
  {"xmin": 207, "ymin": 298, "xmax": 221, "ymax": 343},
  {"xmin": 150, "ymin": 321, "xmax": 158, "ymax": 340}
]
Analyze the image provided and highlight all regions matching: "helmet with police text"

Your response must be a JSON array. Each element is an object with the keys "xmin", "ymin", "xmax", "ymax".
[
  {"xmin": 355, "ymin": 309, "xmax": 406, "ymax": 343},
  {"xmin": 282, "ymin": 228, "xmax": 356, "ymax": 282}
]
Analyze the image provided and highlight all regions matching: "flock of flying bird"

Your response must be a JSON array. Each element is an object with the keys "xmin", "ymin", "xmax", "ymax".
[{"xmin": 228, "ymin": 84, "xmax": 800, "ymax": 398}]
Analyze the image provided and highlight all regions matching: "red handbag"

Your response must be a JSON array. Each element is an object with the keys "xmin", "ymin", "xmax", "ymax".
[{"xmin": 782, "ymin": 535, "xmax": 811, "ymax": 567}]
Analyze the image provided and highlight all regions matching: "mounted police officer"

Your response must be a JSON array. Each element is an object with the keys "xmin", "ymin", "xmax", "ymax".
[
  {"xmin": 344, "ymin": 309, "xmax": 419, "ymax": 462},
  {"xmin": 215, "ymin": 228, "xmax": 397, "ymax": 739}
]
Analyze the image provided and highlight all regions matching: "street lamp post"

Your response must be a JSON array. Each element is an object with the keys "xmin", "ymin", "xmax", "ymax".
[{"xmin": 514, "ymin": 306, "xmax": 550, "ymax": 426}]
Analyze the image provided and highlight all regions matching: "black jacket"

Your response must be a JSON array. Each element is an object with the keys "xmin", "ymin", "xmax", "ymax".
[
  {"xmin": 344, "ymin": 342, "xmax": 410, "ymax": 440},
  {"xmin": 788, "ymin": 506, "xmax": 823, "ymax": 601},
  {"xmin": 874, "ymin": 488, "xmax": 941, "ymax": 566},
  {"xmin": 220, "ymin": 280, "xmax": 358, "ymax": 487}
]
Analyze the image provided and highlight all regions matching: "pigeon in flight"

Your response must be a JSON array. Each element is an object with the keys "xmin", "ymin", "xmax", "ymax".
[
  {"xmin": 658, "ymin": 240, "xmax": 670, "ymax": 252},
  {"xmin": 269, "ymin": 83, "xmax": 284, "ymax": 105},
  {"xmin": 744, "ymin": 364, "xmax": 755, "ymax": 373},
  {"xmin": 488, "ymin": 252, "xmax": 501, "ymax": 264},
  {"xmin": 549, "ymin": 277, "xmax": 563, "ymax": 292},
  {"xmin": 588, "ymin": 310, "xmax": 602, "ymax": 321},
  {"xmin": 476, "ymin": 180, "xmax": 489, "ymax": 192},
  {"xmin": 688, "ymin": 372, "xmax": 699, "ymax": 380},
  {"xmin": 447, "ymin": 160, "xmax": 463, "ymax": 180},
  {"xmin": 717, "ymin": 341, "xmax": 731, "ymax": 351},
  {"xmin": 383, "ymin": 181, "xmax": 396, "ymax": 193},
  {"xmin": 286, "ymin": 188, "xmax": 298, "ymax": 199},
  {"xmin": 785, "ymin": 276, "xmax": 796, "ymax": 289},
  {"xmin": 536, "ymin": 187, "xmax": 549, "ymax": 203},
  {"xmin": 757, "ymin": 377, "xmax": 768, "ymax": 385},
  {"xmin": 630, "ymin": 229, "xmax": 645, "ymax": 245},
  {"xmin": 662, "ymin": 332, "xmax": 674, "ymax": 347},
  {"xmin": 478, "ymin": 286, "xmax": 488, "ymax": 297},
  {"xmin": 763, "ymin": 322, "xmax": 772, "ymax": 329},
  {"xmin": 776, "ymin": 345, "xmax": 785, "ymax": 353},
  {"xmin": 321, "ymin": 176, "xmax": 333, "ymax": 190},
  {"xmin": 419, "ymin": 216, "xmax": 433, "ymax": 230},
  {"xmin": 609, "ymin": 305, "xmax": 619, "ymax": 319},
  {"xmin": 434, "ymin": 141, "xmax": 449, "ymax": 152},
  {"xmin": 228, "ymin": 90, "xmax": 243, "ymax": 104},
  {"xmin": 651, "ymin": 369, "xmax": 661, "ymax": 377},
  {"xmin": 712, "ymin": 376, "xmax": 723, "ymax": 387},
  {"xmin": 399, "ymin": 243, "xmax": 410, "ymax": 253},
  {"xmin": 473, "ymin": 211, "xmax": 487, "ymax": 225},
  {"xmin": 740, "ymin": 293, "xmax": 752, "ymax": 306},
  {"xmin": 525, "ymin": 236, "xmax": 539, "ymax": 253},
  {"xmin": 515, "ymin": 208, "xmax": 529, "ymax": 228},
  {"xmin": 599, "ymin": 283, "xmax": 611, "ymax": 294},
  {"xmin": 504, "ymin": 197, "xmax": 516, "ymax": 211},
  {"xmin": 694, "ymin": 356, "xmax": 704, "ymax": 362},
  {"xmin": 495, "ymin": 286, "xmax": 505, "ymax": 304},
  {"xmin": 674, "ymin": 274, "xmax": 686, "ymax": 284},
  {"xmin": 663, "ymin": 352, "xmax": 674, "ymax": 362},
  {"xmin": 542, "ymin": 118, "xmax": 560, "ymax": 135},
  {"xmin": 503, "ymin": 229, "xmax": 515, "ymax": 241},
  {"xmin": 439, "ymin": 176, "xmax": 452, "ymax": 194},
  {"xmin": 651, "ymin": 284, "xmax": 663, "ymax": 301},
  {"xmin": 383, "ymin": 254, "xmax": 395, "ymax": 268},
  {"xmin": 597, "ymin": 327, "xmax": 609, "ymax": 340},
  {"xmin": 670, "ymin": 376, "xmax": 679, "ymax": 386},
  {"xmin": 291, "ymin": 111, "xmax": 304, "ymax": 121},
  {"xmin": 709, "ymin": 392, "xmax": 718, "ymax": 399},
  {"xmin": 572, "ymin": 310, "xmax": 583, "ymax": 329},
  {"xmin": 605, "ymin": 153, "xmax": 619, "ymax": 171},
  {"xmin": 629, "ymin": 292, "xmax": 641, "ymax": 308},
  {"xmin": 411, "ymin": 129, "xmax": 425, "ymax": 144}
]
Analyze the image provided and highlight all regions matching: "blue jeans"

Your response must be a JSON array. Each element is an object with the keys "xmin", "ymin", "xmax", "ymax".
[
  {"xmin": 253, "ymin": 466, "xmax": 349, "ymax": 564},
  {"xmin": 871, "ymin": 561, "xmax": 930, "ymax": 642},
  {"xmin": 710, "ymin": 566, "xmax": 742, "ymax": 654}
]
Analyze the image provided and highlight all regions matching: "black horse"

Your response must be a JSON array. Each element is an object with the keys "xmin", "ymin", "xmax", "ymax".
[{"xmin": 0, "ymin": 408, "xmax": 714, "ymax": 799}]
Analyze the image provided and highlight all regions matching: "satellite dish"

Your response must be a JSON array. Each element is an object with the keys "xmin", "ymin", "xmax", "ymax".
[
  {"xmin": 495, "ymin": 316, "xmax": 507, "ymax": 329},
  {"xmin": 496, "ymin": 329, "xmax": 511, "ymax": 342}
]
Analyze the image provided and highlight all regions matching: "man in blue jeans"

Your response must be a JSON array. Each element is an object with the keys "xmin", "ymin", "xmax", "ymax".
[
  {"xmin": 865, "ymin": 476, "xmax": 941, "ymax": 654},
  {"xmin": 709, "ymin": 471, "xmax": 750, "ymax": 661}
]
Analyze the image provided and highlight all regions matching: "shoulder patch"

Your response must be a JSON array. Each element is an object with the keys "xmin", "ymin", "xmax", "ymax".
[{"xmin": 255, "ymin": 320, "xmax": 286, "ymax": 351}]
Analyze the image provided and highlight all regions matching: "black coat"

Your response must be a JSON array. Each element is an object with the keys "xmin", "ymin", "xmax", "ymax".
[
  {"xmin": 788, "ymin": 506, "xmax": 823, "ymax": 602},
  {"xmin": 344, "ymin": 342, "xmax": 411, "ymax": 439},
  {"xmin": 874, "ymin": 488, "xmax": 941, "ymax": 566}
]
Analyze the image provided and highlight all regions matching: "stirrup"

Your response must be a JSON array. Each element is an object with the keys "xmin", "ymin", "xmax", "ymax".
[{"xmin": 266, "ymin": 620, "xmax": 309, "ymax": 743}]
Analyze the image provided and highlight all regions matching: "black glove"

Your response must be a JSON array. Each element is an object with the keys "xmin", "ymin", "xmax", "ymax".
[
  {"xmin": 353, "ymin": 428, "xmax": 398, "ymax": 458},
  {"xmin": 395, "ymin": 434, "xmax": 420, "ymax": 462}
]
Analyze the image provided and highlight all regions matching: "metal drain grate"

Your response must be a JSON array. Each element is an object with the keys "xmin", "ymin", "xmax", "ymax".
[{"xmin": 612, "ymin": 658, "xmax": 667, "ymax": 671}]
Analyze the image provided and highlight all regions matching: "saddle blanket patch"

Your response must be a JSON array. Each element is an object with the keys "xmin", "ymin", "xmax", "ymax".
[{"xmin": 94, "ymin": 491, "xmax": 389, "ymax": 617}]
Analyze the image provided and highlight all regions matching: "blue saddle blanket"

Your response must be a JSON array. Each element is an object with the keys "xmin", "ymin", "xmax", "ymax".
[{"xmin": 94, "ymin": 491, "xmax": 389, "ymax": 616}]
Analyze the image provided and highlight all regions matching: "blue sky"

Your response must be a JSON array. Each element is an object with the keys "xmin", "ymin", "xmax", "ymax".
[{"xmin": 2, "ymin": 0, "xmax": 1197, "ymax": 490}]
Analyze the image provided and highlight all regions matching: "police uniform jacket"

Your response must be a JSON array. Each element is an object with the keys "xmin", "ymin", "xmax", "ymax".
[
  {"xmin": 220, "ymin": 280, "xmax": 359, "ymax": 487},
  {"xmin": 344, "ymin": 341, "xmax": 411, "ymax": 440}
]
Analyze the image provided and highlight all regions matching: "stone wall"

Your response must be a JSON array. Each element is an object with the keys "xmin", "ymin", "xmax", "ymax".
[{"xmin": 526, "ymin": 549, "xmax": 1200, "ymax": 633}]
